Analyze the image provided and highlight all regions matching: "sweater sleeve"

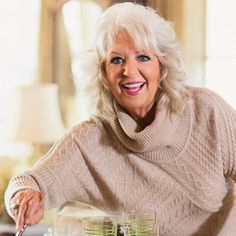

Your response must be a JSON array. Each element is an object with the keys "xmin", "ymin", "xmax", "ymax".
[
  {"xmin": 210, "ymin": 91, "xmax": 236, "ymax": 180},
  {"xmin": 219, "ymin": 99, "xmax": 236, "ymax": 182},
  {"xmin": 4, "ymin": 122, "xmax": 97, "ymax": 217}
]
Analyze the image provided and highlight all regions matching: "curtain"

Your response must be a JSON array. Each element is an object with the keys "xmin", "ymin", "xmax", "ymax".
[
  {"xmin": 38, "ymin": 0, "xmax": 75, "ymax": 126},
  {"xmin": 94, "ymin": 0, "xmax": 111, "ymax": 9},
  {"xmin": 156, "ymin": 0, "xmax": 206, "ymax": 86}
]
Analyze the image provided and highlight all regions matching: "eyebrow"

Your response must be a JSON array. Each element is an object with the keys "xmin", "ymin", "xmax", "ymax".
[
  {"xmin": 109, "ymin": 50, "xmax": 149, "ymax": 55},
  {"xmin": 109, "ymin": 51, "xmax": 121, "ymax": 55}
]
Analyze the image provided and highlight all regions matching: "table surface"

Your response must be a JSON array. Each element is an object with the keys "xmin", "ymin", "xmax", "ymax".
[{"xmin": 0, "ymin": 223, "xmax": 49, "ymax": 236}]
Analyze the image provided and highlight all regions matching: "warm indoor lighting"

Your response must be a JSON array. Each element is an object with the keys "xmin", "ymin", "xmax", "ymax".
[{"xmin": 7, "ymin": 84, "xmax": 65, "ymax": 157}]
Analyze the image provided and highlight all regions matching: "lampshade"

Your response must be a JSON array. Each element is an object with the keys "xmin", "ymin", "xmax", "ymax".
[{"xmin": 8, "ymin": 84, "xmax": 66, "ymax": 144}]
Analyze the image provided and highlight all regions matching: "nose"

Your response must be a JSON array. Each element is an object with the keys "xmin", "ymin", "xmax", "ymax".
[{"xmin": 123, "ymin": 59, "xmax": 139, "ymax": 77}]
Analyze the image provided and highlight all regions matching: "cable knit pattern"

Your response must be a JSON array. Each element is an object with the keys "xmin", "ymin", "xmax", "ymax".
[{"xmin": 4, "ymin": 87, "xmax": 236, "ymax": 236}]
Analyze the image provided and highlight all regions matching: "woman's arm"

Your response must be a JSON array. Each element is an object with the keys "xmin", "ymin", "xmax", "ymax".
[{"xmin": 4, "ymin": 129, "xmax": 82, "ymax": 230}]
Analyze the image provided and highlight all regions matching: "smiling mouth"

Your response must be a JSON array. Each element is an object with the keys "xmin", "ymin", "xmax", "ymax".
[{"xmin": 121, "ymin": 82, "xmax": 145, "ymax": 95}]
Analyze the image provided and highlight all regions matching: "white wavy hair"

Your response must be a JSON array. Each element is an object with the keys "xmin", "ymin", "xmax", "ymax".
[{"xmin": 79, "ymin": 2, "xmax": 190, "ymax": 120}]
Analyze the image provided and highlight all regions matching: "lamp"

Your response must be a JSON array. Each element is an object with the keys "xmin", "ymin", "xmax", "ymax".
[{"xmin": 8, "ymin": 83, "xmax": 66, "ymax": 163}]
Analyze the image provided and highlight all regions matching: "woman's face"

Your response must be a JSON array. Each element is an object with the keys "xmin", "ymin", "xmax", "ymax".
[{"xmin": 105, "ymin": 32, "xmax": 161, "ymax": 119}]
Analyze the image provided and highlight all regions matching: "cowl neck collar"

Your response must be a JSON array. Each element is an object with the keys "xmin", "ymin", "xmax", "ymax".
[{"xmin": 108, "ymin": 102, "xmax": 192, "ymax": 161}]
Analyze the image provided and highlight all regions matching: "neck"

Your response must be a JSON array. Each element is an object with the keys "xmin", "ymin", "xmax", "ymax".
[{"xmin": 132, "ymin": 102, "xmax": 157, "ymax": 129}]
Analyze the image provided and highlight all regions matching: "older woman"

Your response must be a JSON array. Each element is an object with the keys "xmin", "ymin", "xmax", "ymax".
[{"xmin": 5, "ymin": 2, "xmax": 236, "ymax": 236}]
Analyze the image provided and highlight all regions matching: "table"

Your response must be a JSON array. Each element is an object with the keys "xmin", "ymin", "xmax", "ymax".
[{"xmin": 0, "ymin": 223, "xmax": 49, "ymax": 236}]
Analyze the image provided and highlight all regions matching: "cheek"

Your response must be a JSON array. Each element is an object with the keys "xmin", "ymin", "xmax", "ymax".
[
  {"xmin": 152, "ymin": 65, "xmax": 161, "ymax": 84},
  {"xmin": 148, "ymin": 71, "xmax": 160, "ymax": 85},
  {"xmin": 104, "ymin": 70, "xmax": 118, "ymax": 92},
  {"xmin": 105, "ymin": 66, "xmax": 121, "ymax": 84},
  {"xmin": 105, "ymin": 73, "xmax": 115, "ymax": 89},
  {"xmin": 105, "ymin": 64, "xmax": 113, "ymax": 80},
  {"xmin": 147, "ymin": 72, "xmax": 161, "ymax": 96}
]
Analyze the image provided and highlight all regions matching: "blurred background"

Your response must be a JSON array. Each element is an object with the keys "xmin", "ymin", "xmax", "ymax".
[{"xmin": 0, "ymin": 0, "xmax": 236, "ymax": 231}]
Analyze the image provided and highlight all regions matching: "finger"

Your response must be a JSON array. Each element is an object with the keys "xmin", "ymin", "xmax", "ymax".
[
  {"xmin": 12, "ymin": 210, "xmax": 18, "ymax": 223},
  {"xmin": 16, "ymin": 191, "xmax": 26, "ymax": 202},
  {"xmin": 12, "ymin": 207, "xmax": 20, "ymax": 220},
  {"xmin": 24, "ymin": 198, "xmax": 43, "ymax": 223},
  {"xmin": 25, "ymin": 205, "xmax": 44, "ymax": 226},
  {"xmin": 21, "ymin": 190, "xmax": 44, "ymax": 227},
  {"xmin": 11, "ymin": 189, "xmax": 44, "ymax": 230},
  {"xmin": 10, "ymin": 195, "xmax": 21, "ymax": 218},
  {"xmin": 31, "ymin": 208, "xmax": 44, "ymax": 225},
  {"xmin": 16, "ymin": 198, "xmax": 28, "ymax": 231},
  {"xmin": 10, "ymin": 193, "xmax": 23, "ymax": 225}
]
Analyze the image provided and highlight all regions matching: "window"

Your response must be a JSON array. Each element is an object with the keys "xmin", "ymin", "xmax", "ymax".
[
  {"xmin": 205, "ymin": 0, "xmax": 236, "ymax": 109},
  {"xmin": 0, "ymin": 0, "xmax": 40, "ymax": 157},
  {"xmin": 62, "ymin": 0, "xmax": 102, "ymax": 123}
]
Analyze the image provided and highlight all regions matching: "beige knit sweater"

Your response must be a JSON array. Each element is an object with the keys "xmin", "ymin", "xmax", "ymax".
[{"xmin": 5, "ymin": 87, "xmax": 236, "ymax": 236}]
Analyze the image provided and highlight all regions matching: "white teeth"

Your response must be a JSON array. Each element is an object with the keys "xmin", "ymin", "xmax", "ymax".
[
  {"xmin": 129, "ymin": 87, "xmax": 140, "ymax": 92},
  {"xmin": 123, "ymin": 82, "xmax": 144, "ymax": 88}
]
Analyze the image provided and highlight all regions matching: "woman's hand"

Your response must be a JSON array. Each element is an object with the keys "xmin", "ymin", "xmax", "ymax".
[{"xmin": 10, "ymin": 189, "xmax": 44, "ymax": 231}]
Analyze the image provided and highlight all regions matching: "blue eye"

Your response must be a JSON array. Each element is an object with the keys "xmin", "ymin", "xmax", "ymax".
[
  {"xmin": 110, "ymin": 57, "xmax": 124, "ymax": 64},
  {"xmin": 137, "ymin": 55, "xmax": 150, "ymax": 62}
]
